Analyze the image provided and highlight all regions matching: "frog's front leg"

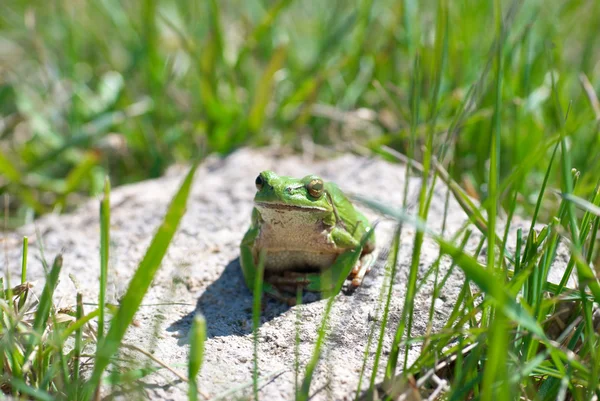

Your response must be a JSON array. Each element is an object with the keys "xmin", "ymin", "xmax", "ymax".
[{"xmin": 331, "ymin": 224, "xmax": 376, "ymax": 287}]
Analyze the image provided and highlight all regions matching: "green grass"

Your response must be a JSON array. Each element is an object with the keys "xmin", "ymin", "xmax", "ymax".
[
  {"xmin": 1, "ymin": 0, "xmax": 600, "ymax": 400},
  {"xmin": 0, "ymin": 164, "xmax": 197, "ymax": 400},
  {"xmin": 0, "ymin": 0, "xmax": 599, "ymax": 224}
]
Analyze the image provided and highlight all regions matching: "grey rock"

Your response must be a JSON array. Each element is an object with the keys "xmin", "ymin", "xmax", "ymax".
[{"xmin": 0, "ymin": 148, "xmax": 572, "ymax": 400}]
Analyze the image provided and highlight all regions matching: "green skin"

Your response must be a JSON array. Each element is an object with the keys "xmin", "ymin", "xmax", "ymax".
[{"xmin": 240, "ymin": 170, "xmax": 376, "ymax": 304}]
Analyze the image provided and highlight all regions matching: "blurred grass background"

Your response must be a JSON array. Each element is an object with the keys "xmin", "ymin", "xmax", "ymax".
[{"xmin": 0, "ymin": 0, "xmax": 599, "ymax": 226}]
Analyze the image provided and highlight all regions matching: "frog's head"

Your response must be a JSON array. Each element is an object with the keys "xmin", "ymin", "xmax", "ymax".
[{"xmin": 253, "ymin": 170, "xmax": 332, "ymax": 213}]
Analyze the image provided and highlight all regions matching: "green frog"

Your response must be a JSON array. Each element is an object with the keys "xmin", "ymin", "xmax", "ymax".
[{"xmin": 240, "ymin": 170, "xmax": 376, "ymax": 304}]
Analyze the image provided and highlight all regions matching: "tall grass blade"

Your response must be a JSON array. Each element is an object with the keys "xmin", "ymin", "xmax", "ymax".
[
  {"xmin": 560, "ymin": 192, "xmax": 600, "ymax": 217},
  {"xmin": 234, "ymin": 0, "xmax": 294, "ymax": 72},
  {"xmin": 85, "ymin": 164, "xmax": 198, "ymax": 397},
  {"xmin": 18, "ymin": 236, "xmax": 29, "ymax": 309},
  {"xmin": 25, "ymin": 254, "xmax": 63, "ymax": 360},
  {"xmin": 480, "ymin": 1, "xmax": 508, "ymax": 398},
  {"xmin": 248, "ymin": 46, "xmax": 288, "ymax": 134},
  {"xmin": 253, "ymin": 251, "xmax": 266, "ymax": 400},
  {"xmin": 0, "ymin": 150, "xmax": 22, "ymax": 183},
  {"xmin": 188, "ymin": 313, "xmax": 206, "ymax": 401},
  {"xmin": 369, "ymin": 226, "xmax": 401, "ymax": 391},
  {"xmin": 20, "ymin": 236, "xmax": 28, "ymax": 284},
  {"xmin": 294, "ymin": 286, "xmax": 303, "ymax": 397},
  {"xmin": 8, "ymin": 378, "xmax": 53, "ymax": 401},
  {"xmin": 73, "ymin": 293, "xmax": 84, "ymax": 400},
  {"xmin": 98, "ymin": 177, "xmax": 110, "ymax": 343},
  {"xmin": 297, "ymin": 229, "xmax": 375, "ymax": 401}
]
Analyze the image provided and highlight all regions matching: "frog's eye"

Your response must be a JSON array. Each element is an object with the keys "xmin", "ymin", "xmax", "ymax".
[
  {"xmin": 255, "ymin": 175, "xmax": 264, "ymax": 191},
  {"xmin": 307, "ymin": 178, "xmax": 324, "ymax": 198}
]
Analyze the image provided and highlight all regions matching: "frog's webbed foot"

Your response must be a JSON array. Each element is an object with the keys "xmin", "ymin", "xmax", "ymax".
[
  {"xmin": 264, "ymin": 273, "xmax": 321, "ymax": 305},
  {"xmin": 264, "ymin": 247, "xmax": 378, "ymax": 303},
  {"xmin": 262, "ymin": 281, "xmax": 298, "ymax": 306},
  {"xmin": 267, "ymin": 271, "xmax": 333, "ymax": 293}
]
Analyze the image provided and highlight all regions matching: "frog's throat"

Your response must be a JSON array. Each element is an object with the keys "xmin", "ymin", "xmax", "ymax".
[{"xmin": 255, "ymin": 201, "xmax": 328, "ymax": 212}]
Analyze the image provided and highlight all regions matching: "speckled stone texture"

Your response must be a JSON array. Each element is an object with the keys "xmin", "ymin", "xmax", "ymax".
[{"xmin": 0, "ymin": 148, "xmax": 571, "ymax": 400}]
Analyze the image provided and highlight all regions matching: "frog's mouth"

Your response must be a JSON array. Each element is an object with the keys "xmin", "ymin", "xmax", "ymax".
[{"xmin": 255, "ymin": 201, "xmax": 327, "ymax": 212}]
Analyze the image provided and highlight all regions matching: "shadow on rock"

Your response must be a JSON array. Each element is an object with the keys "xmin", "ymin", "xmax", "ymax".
[{"xmin": 167, "ymin": 257, "xmax": 293, "ymax": 343}]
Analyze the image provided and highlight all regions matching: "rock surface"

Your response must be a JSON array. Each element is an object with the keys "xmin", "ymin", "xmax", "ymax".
[{"xmin": 0, "ymin": 148, "xmax": 571, "ymax": 400}]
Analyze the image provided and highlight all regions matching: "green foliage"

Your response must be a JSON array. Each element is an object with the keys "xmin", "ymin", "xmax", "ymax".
[
  {"xmin": 1, "ymin": 0, "xmax": 599, "ymax": 225},
  {"xmin": 0, "ymin": 253, "xmax": 95, "ymax": 400},
  {"xmin": 0, "ymin": 164, "xmax": 197, "ymax": 400}
]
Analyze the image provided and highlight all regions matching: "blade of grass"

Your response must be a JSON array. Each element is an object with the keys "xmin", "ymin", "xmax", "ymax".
[
  {"xmin": 104, "ymin": 366, "xmax": 162, "ymax": 387},
  {"xmin": 24, "ymin": 254, "xmax": 63, "ymax": 363},
  {"xmin": 9, "ymin": 377, "xmax": 54, "ymax": 401},
  {"xmin": 60, "ymin": 308, "xmax": 101, "ymax": 342},
  {"xmin": 188, "ymin": 313, "xmax": 206, "ymax": 401},
  {"xmin": 18, "ymin": 236, "xmax": 29, "ymax": 310},
  {"xmin": 560, "ymin": 192, "xmax": 600, "ymax": 218},
  {"xmin": 73, "ymin": 293, "xmax": 83, "ymax": 401},
  {"xmin": 248, "ymin": 46, "xmax": 288, "ymax": 134},
  {"xmin": 481, "ymin": 0, "xmax": 508, "ymax": 398},
  {"xmin": 253, "ymin": 251, "xmax": 266, "ymax": 400},
  {"xmin": 20, "ymin": 236, "xmax": 28, "ymax": 284},
  {"xmin": 355, "ymin": 246, "xmax": 391, "ymax": 400},
  {"xmin": 297, "ymin": 228, "xmax": 376, "ymax": 401},
  {"xmin": 0, "ymin": 150, "xmax": 21, "ymax": 183},
  {"xmin": 85, "ymin": 164, "xmax": 198, "ymax": 398},
  {"xmin": 233, "ymin": 0, "xmax": 294, "ymax": 73},
  {"xmin": 60, "ymin": 152, "xmax": 99, "ymax": 196},
  {"xmin": 368, "ymin": 225, "xmax": 401, "ymax": 392},
  {"xmin": 50, "ymin": 307, "xmax": 71, "ymax": 391},
  {"xmin": 207, "ymin": 0, "xmax": 224, "ymax": 67},
  {"xmin": 98, "ymin": 177, "xmax": 110, "ymax": 343},
  {"xmin": 294, "ymin": 285, "xmax": 302, "ymax": 397},
  {"xmin": 587, "ymin": 213, "xmax": 599, "ymax": 264}
]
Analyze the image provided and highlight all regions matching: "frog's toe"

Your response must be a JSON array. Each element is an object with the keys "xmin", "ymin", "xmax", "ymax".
[
  {"xmin": 262, "ymin": 282, "xmax": 295, "ymax": 305},
  {"xmin": 269, "ymin": 275, "xmax": 311, "ymax": 286},
  {"xmin": 350, "ymin": 253, "xmax": 376, "ymax": 287},
  {"xmin": 350, "ymin": 266, "xmax": 367, "ymax": 287}
]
